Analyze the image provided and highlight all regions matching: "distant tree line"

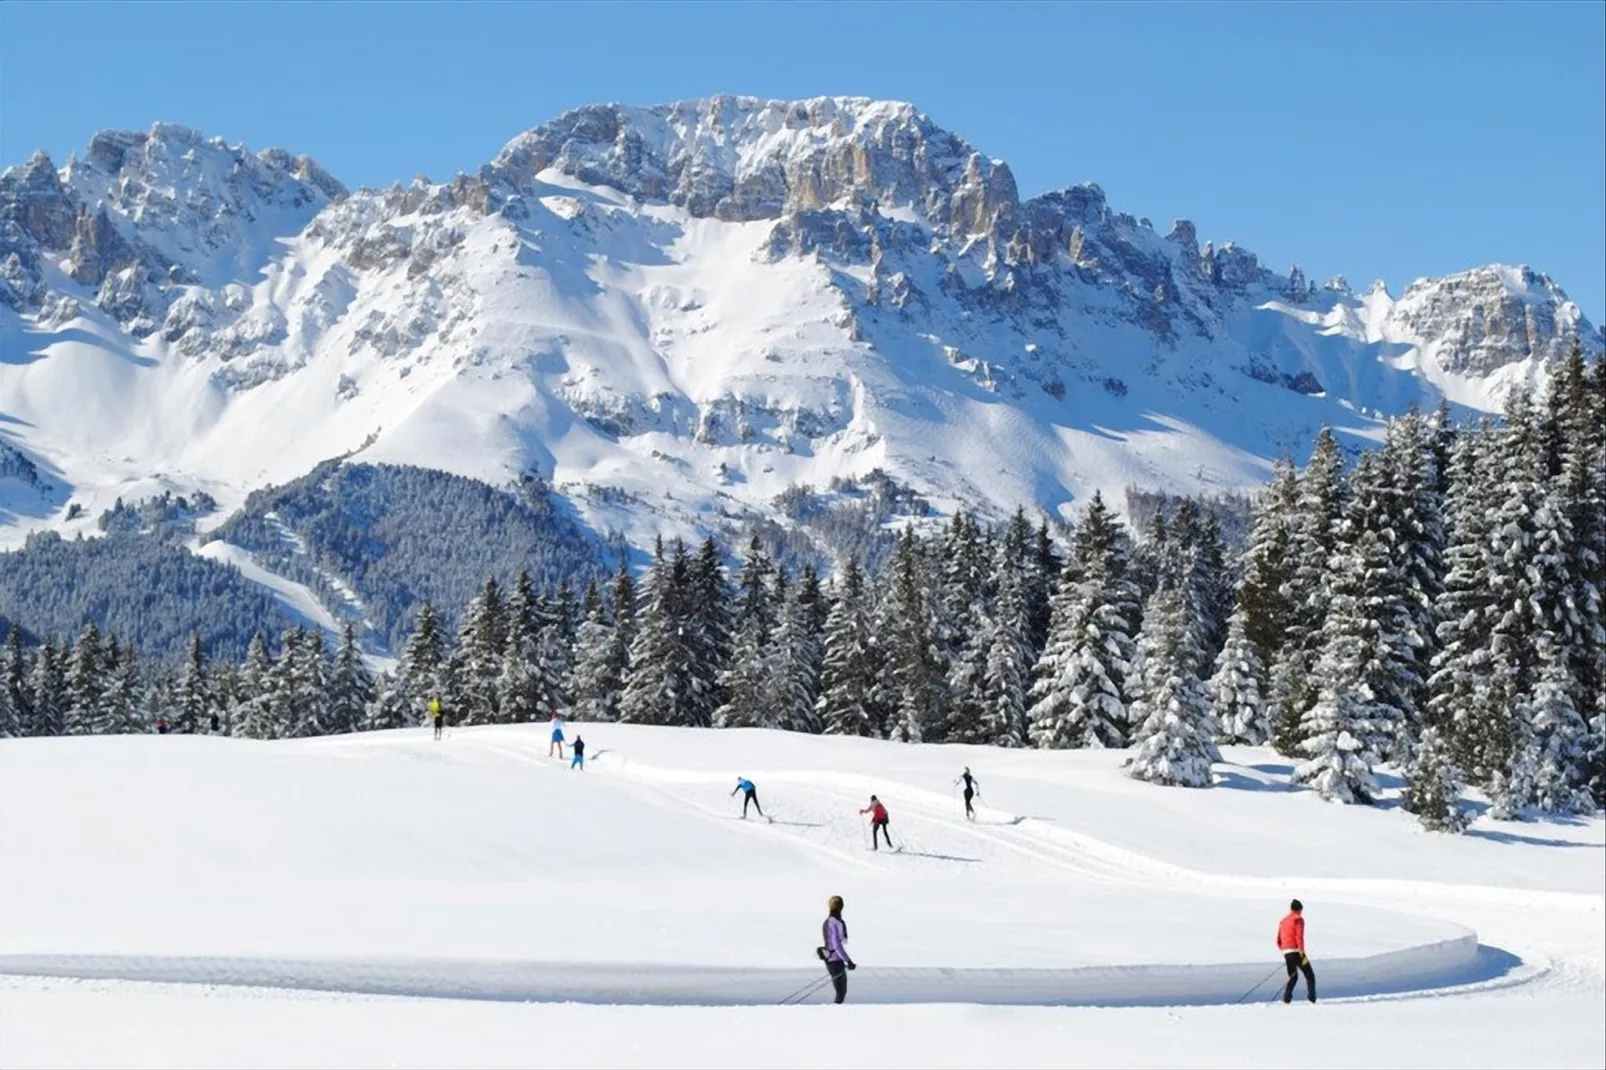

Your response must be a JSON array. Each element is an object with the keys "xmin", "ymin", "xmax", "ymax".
[{"xmin": 5, "ymin": 345, "xmax": 1600, "ymax": 832}]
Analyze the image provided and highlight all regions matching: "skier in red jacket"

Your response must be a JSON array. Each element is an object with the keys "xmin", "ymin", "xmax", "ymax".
[
  {"xmin": 1277, "ymin": 899, "xmax": 1316, "ymax": 1003},
  {"xmin": 860, "ymin": 795, "xmax": 894, "ymax": 851}
]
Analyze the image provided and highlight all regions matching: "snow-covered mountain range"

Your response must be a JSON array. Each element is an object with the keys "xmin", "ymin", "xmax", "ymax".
[{"xmin": 2, "ymin": 95, "xmax": 1600, "ymax": 556}]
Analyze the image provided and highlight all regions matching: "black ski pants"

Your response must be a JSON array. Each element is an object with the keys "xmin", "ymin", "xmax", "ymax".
[
  {"xmin": 742, "ymin": 789, "xmax": 763, "ymax": 818},
  {"xmin": 871, "ymin": 819, "xmax": 893, "ymax": 850},
  {"xmin": 1282, "ymin": 951, "xmax": 1316, "ymax": 1003},
  {"xmin": 433, "ymin": 721, "xmax": 443, "ymax": 741},
  {"xmin": 963, "ymin": 789, "xmax": 975, "ymax": 818},
  {"xmin": 826, "ymin": 959, "xmax": 848, "ymax": 1004}
]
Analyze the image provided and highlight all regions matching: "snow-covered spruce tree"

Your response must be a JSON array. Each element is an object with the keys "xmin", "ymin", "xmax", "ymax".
[
  {"xmin": 1028, "ymin": 494, "xmax": 1139, "ymax": 750},
  {"xmin": 1588, "ymin": 686, "xmax": 1605, "ymax": 810},
  {"xmin": 95, "ymin": 642, "xmax": 143, "ymax": 735},
  {"xmin": 715, "ymin": 597, "xmax": 772, "ymax": 729},
  {"xmin": 566, "ymin": 580, "xmax": 621, "ymax": 722},
  {"xmin": 882, "ymin": 526, "xmax": 944, "ymax": 743},
  {"xmin": 1484, "ymin": 661, "xmax": 1537, "ymax": 820},
  {"xmin": 282, "ymin": 628, "xmax": 330, "ymax": 738},
  {"xmin": 1341, "ymin": 454, "xmax": 1424, "ymax": 762},
  {"xmin": 1403, "ymin": 724, "xmax": 1469, "ymax": 833},
  {"xmin": 328, "ymin": 621, "xmax": 373, "ymax": 735},
  {"xmin": 1270, "ymin": 428, "xmax": 1348, "ymax": 755},
  {"xmin": 686, "ymin": 537, "xmax": 733, "ymax": 727},
  {"xmin": 1291, "ymin": 532, "xmax": 1381, "ymax": 805},
  {"xmin": 1380, "ymin": 410, "xmax": 1448, "ymax": 724},
  {"xmin": 364, "ymin": 672, "xmax": 414, "ymax": 732},
  {"xmin": 1026, "ymin": 519, "xmax": 1061, "ymax": 660},
  {"xmin": 28, "ymin": 640, "xmax": 66, "ymax": 737},
  {"xmin": 768, "ymin": 571, "xmax": 822, "ymax": 734},
  {"xmin": 63, "ymin": 623, "xmax": 105, "ymax": 735},
  {"xmin": 1531, "ymin": 642, "xmax": 1590, "ymax": 814},
  {"xmin": 944, "ymin": 614, "xmax": 992, "ymax": 744},
  {"xmin": 0, "ymin": 667, "xmax": 17, "ymax": 739},
  {"xmin": 1428, "ymin": 424, "xmax": 1500, "ymax": 779},
  {"xmin": 398, "ymin": 602, "xmax": 448, "ymax": 724},
  {"xmin": 3, "ymin": 627, "xmax": 30, "ymax": 736},
  {"xmin": 454, "ymin": 579, "xmax": 506, "ymax": 726},
  {"xmin": 495, "ymin": 579, "xmax": 539, "ymax": 725},
  {"xmin": 173, "ymin": 634, "xmax": 209, "ymax": 734},
  {"xmin": 1210, "ymin": 611, "xmax": 1268, "ymax": 745},
  {"xmin": 1236, "ymin": 458, "xmax": 1299, "ymax": 670},
  {"xmin": 620, "ymin": 539, "xmax": 706, "ymax": 726},
  {"xmin": 233, "ymin": 633, "xmax": 279, "ymax": 739},
  {"xmin": 978, "ymin": 543, "xmax": 1032, "ymax": 748},
  {"xmin": 817, "ymin": 557, "xmax": 879, "ymax": 737},
  {"xmin": 1124, "ymin": 587, "xmax": 1218, "ymax": 788}
]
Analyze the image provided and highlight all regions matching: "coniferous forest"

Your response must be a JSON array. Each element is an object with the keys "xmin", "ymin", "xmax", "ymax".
[{"xmin": 4, "ymin": 345, "xmax": 1602, "ymax": 831}]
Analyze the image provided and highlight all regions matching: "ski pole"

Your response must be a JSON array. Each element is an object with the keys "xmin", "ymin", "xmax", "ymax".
[
  {"xmin": 778, "ymin": 973, "xmax": 833, "ymax": 1006},
  {"xmin": 1234, "ymin": 964, "xmax": 1285, "ymax": 1005}
]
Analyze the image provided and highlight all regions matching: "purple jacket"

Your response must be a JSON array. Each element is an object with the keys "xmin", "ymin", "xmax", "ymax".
[{"xmin": 823, "ymin": 915, "xmax": 852, "ymax": 965}]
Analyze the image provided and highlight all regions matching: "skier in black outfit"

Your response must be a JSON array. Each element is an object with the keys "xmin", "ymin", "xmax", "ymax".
[{"xmin": 956, "ymin": 767, "xmax": 980, "ymax": 820}]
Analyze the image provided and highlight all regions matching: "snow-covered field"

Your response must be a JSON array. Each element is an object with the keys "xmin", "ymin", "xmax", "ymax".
[{"xmin": 1, "ymin": 724, "xmax": 1601, "ymax": 1068}]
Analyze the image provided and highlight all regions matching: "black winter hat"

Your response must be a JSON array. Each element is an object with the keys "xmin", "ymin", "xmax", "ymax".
[{"xmin": 1290, "ymin": 898, "xmax": 1304, "ymax": 912}]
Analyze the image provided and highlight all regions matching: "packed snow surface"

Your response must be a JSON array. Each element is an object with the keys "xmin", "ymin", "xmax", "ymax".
[{"xmin": 0, "ymin": 724, "xmax": 1600, "ymax": 1067}]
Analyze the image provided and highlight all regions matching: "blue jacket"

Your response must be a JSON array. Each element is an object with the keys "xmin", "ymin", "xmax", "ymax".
[{"xmin": 735, "ymin": 779, "xmax": 755, "ymax": 794}]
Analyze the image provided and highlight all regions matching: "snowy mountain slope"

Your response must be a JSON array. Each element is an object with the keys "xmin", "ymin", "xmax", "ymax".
[
  {"xmin": 0, "ymin": 724, "xmax": 1600, "ymax": 1067},
  {"xmin": 1, "ymin": 97, "xmax": 1599, "ymax": 561}
]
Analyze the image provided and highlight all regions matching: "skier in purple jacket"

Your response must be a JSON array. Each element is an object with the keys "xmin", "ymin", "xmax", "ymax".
[{"xmin": 819, "ymin": 894, "xmax": 856, "ymax": 1003}]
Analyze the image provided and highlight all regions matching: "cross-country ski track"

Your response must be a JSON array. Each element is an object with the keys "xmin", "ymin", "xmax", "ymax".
[{"xmin": 1, "ymin": 723, "xmax": 1600, "ymax": 1067}]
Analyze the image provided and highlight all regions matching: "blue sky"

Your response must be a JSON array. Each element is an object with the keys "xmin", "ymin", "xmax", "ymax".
[{"xmin": 2, "ymin": 1, "xmax": 1602, "ymax": 320}]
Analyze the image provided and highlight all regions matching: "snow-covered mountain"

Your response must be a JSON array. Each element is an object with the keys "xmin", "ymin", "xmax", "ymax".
[{"xmin": 2, "ymin": 96, "xmax": 1599, "ymax": 553}]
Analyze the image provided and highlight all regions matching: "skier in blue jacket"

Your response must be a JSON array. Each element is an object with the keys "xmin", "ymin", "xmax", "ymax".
[{"xmin": 732, "ymin": 777, "xmax": 768, "ymax": 821}]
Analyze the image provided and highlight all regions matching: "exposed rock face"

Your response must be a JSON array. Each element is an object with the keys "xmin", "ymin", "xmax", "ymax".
[{"xmin": 1388, "ymin": 266, "xmax": 1595, "ymax": 376}]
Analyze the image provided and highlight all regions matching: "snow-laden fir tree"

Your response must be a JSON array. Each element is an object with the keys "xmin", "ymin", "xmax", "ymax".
[
  {"xmin": 944, "ymin": 613, "xmax": 992, "ymax": 744},
  {"xmin": 95, "ymin": 641, "xmax": 143, "ymax": 735},
  {"xmin": 455, "ymin": 579, "xmax": 506, "ymax": 726},
  {"xmin": 328, "ymin": 621, "xmax": 373, "ymax": 735},
  {"xmin": 767, "ymin": 571, "xmax": 822, "ymax": 733},
  {"xmin": 233, "ymin": 633, "xmax": 279, "ymax": 739},
  {"xmin": 1026, "ymin": 519, "xmax": 1060, "ymax": 659},
  {"xmin": 566, "ymin": 580, "xmax": 622, "ymax": 722},
  {"xmin": 1270, "ymin": 429, "xmax": 1348, "ymax": 753},
  {"xmin": 1428, "ymin": 424, "xmax": 1500, "ymax": 778},
  {"xmin": 29, "ymin": 640, "xmax": 66, "ymax": 737},
  {"xmin": 714, "ymin": 598, "xmax": 772, "ymax": 729},
  {"xmin": 881, "ymin": 526, "xmax": 943, "ymax": 743},
  {"xmin": 173, "ymin": 634, "xmax": 209, "ymax": 734},
  {"xmin": 1028, "ymin": 493, "xmax": 1139, "ymax": 750},
  {"xmin": 1124, "ymin": 587, "xmax": 1218, "ymax": 788},
  {"xmin": 1237, "ymin": 458, "xmax": 1299, "ymax": 669},
  {"xmin": 1291, "ymin": 530, "xmax": 1382, "ymax": 804},
  {"xmin": 364, "ymin": 672, "xmax": 414, "ymax": 731},
  {"xmin": 3, "ymin": 628, "xmax": 29, "ymax": 736},
  {"xmin": 398, "ymin": 602, "xmax": 448, "ymax": 724},
  {"xmin": 1210, "ymin": 611, "xmax": 1268, "ymax": 745},
  {"xmin": 1530, "ymin": 642, "xmax": 1590, "ymax": 814},
  {"xmin": 686, "ymin": 537, "xmax": 733, "ymax": 726},
  {"xmin": 0, "ymin": 664, "xmax": 17, "ymax": 738},
  {"xmin": 282, "ymin": 628, "xmax": 330, "ymax": 737},
  {"xmin": 63, "ymin": 623, "xmax": 104, "ymax": 735},
  {"xmin": 620, "ymin": 539, "xmax": 707, "ymax": 726},
  {"xmin": 1403, "ymin": 724, "xmax": 1469, "ymax": 833},
  {"xmin": 1484, "ymin": 662, "xmax": 1537, "ymax": 820},
  {"xmin": 978, "ymin": 545, "xmax": 1031, "ymax": 747},
  {"xmin": 1380, "ymin": 410, "xmax": 1448, "ymax": 721},
  {"xmin": 817, "ymin": 557, "xmax": 880, "ymax": 737}
]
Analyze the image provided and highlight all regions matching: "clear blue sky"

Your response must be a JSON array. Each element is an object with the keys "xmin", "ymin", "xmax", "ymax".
[{"xmin": 2, "ymin": 0, "xmax": 1602, "ymax": 320}]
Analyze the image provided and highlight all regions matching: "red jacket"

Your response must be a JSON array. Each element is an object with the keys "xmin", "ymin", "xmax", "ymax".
[
  {"xmin": 862, "ymin": 801, "xmax": 889, "ymax": 823},
  {"xmin": 1277, "ymin": 912, "xmax": 1305, "ymax": 953}
]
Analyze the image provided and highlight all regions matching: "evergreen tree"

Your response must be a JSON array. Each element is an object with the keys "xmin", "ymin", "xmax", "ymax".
[
  {"xmin": 1381, "ymin": 409, "xmax": 1448, "ymax": 725},
  {"xmin": 686, "ymin": 537, "xmax": 733, "ymax": 726},
  {"xmin": 455, "ymin": 579, "xmax": 506, "ymax": 725},
  {"xmin": 1531, "ymin": 643, "xmax": 1590, "ymax": 814},
  {"xmin": 883, "ymin": 526, "xmax": 943, "ymax": 743},
  {"xmin": 1210, "ymin": 611, "xmax": 1269, "ymax": 745},
  {"xmin": 63, "ymin": 623, "xmax": 105, "ymax": 735},
  {"xmin": 768, "ymin": 571, "xmax": 822, "ymax": 733},
  {"xmin": 1269, "ymin": 429, "xmax": 1348, "ymax": 751},
  {"xmin": 29, "ymin": 640, "xmax": 66, "ymax": 737},
  {"xmin": 1403, "ymin": 724, "xmax": 1469, "ymax": 833},
  {"xmin": 978, "ymin": 555, "xmax": 1031, "ymax": 747},
  {"xmin": 328, "ymin": 622, "xmax": 373, "ymax": 735},
  {"xmin": 1428, "ymin": 424, "xmax": 1501, "ymax": 778},
  {"xmin": 620, "ymin": 539, "xmax": 705, "ymax": 726},
  {"xmin": 365, "ymin": 673, "xmax": 414, "ymax": 732},
  {"xmin": 399, "ymin": 602, "xmax": 448, "ymax": 725},
  {"xmin": 2, "ymin": 627, "xmax": 30, "ymax": 736},
  {"xmin": 282, "ymin": 628, "xmax": 330, "ymax": 737},
  {"xmin": 1291, "ymin": 569, "xmax": 1381, "ymax": 805},
  {"xmin": 173, "ymin": 634, "xmax": 209, "ymax": 734},
  {"xmin": 817, "ymin": 557, "xmax": 879, "ymax": 737},
  {"xmin": 1028, "ymin": 494, "xmax": 1139, "ymax": 750},
  {"xmin": 1124, "ymin": 588, "xmax": 1218, "ymax": 788},
  {"xmin": 0, "ymin": 666, "xmax": 17, "ymax": 738},
  {"xmin": 95, "ymin": 641, "xmax": 143, "ymax": 735},
  {"xmin": 566, "ymin": 579, "xmax": 622, "ymax": 722},
  {"xmin": 1236, "ymin": 458, "xmax": 1299, "ymax": 669},
  {"xmin": 233, "ymin": 633, "xmax": 278, "ymax": 739},
  {"xmin": 1026, "ymin": 519, "xmax": 1060, "ymax": 660}
]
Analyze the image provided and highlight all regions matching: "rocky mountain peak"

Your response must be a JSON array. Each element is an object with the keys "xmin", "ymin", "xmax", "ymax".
[
  {"xmin": 1389, "ymin": 265, "xmax": 1601, "ymax": 376},
  {"xmin": 488, "ymin": 95, "xmax": 1018, "ymax": 237}
]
